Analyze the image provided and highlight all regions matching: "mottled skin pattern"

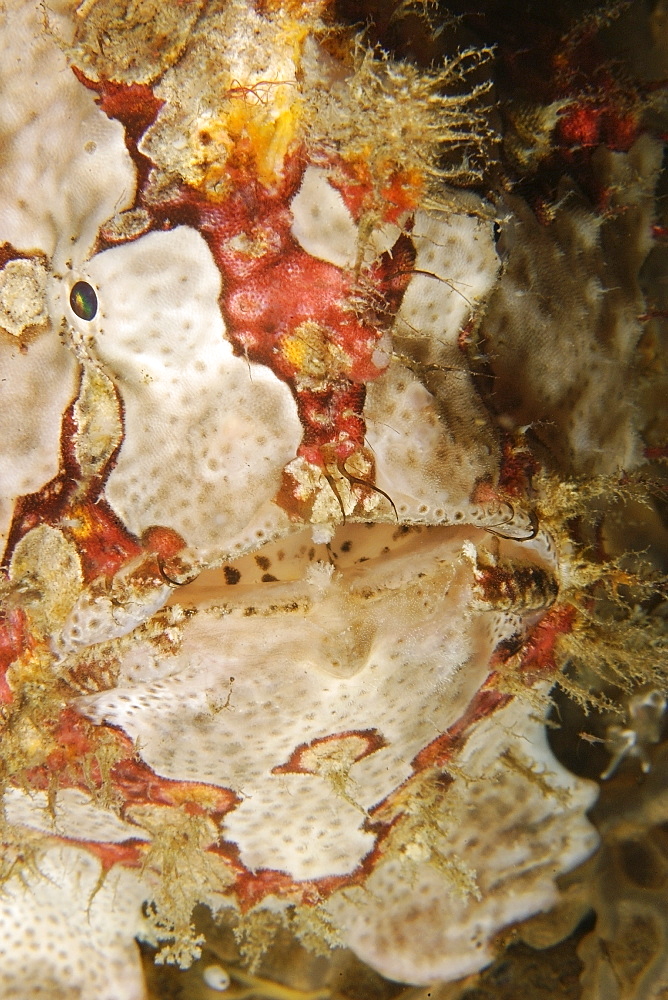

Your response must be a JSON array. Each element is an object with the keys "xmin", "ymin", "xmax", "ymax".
[
  {"xmin": 79, "ymin": 72, "xmax": 417, "ymax": 494},
  {"xmin": 0, "ymin": 0, "xmax": 664, "ymax": 994}
]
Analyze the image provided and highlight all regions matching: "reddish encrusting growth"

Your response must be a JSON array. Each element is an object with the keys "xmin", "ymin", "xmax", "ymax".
[
  {"xmin": 2, "ymin": 383, "xmax": 144, "ymax": 583},
  {"xmin": 556, "ymin": 101, "xmax": 639, "ymax": 153},
  {"xmin": 3, "ymin": 367, "xmax": 188, "ymax": 588},
  {"xmin": 111, "ymin": 757, "xmax": 239, "ymax": 821},
  {"xmin": 75, "ymin": 840, "xmax": 146, "ymax": 872},
  {"xmin": 496, "ymin": 11, "xmax": 648, "ymax": 214},
  {"xmin": 409, "ymin": 686, "xmax": 511, "ymax": 773},
  {"xmin": 22, "ymin": 707, "xmax": 239, "ymax": 822},
  {"xmin": 296, "ymin": 382, "xmax": 367, "ymax": 466},
  {"xmin": 139, "ymin": 158, "xmax": 415, "ymax": 472},
  {"xmin": 516, "ymin": 603, "xmax": 578, "ymax": 683},
  {"xmin": 0, "ymin": 605, "xmax": 32, "ymax": 703},
  {"xmin": 227, "ymin": 811, "xmax": 399, "ymax": 910},
  {"xmin": 73, "ymin": 69, "xmax": 164, "ymax": 195},
  {"xmin": 498, "ymin": 436, "xmax": 541, "ymax": 498}
]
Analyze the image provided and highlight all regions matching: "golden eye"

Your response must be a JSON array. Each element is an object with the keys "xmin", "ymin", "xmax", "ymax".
[{"xmin": 70, "ymin": 280, "xmax": 98, "ymax": 321}]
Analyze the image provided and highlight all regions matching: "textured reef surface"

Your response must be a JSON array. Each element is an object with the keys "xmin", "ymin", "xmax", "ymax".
[{"xmin": 0, "ymin": 0, "xmax": 666, "ymax": 997}]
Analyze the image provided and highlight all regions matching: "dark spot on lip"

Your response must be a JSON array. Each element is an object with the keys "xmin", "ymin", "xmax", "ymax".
[
  {"xmin": 223, "ymin": 566, "xmax": 241, "ymax": 585},
  {"xmin": 340, "ymin": 540, "xmax": 352, "ymax": 553},
  {"xmin": 255, "ymin": 555, "xmax": 271, "ymax": 571},
  {"xmin": 261, "ymin": 573, "xmax": 278, "ymax": 582}
]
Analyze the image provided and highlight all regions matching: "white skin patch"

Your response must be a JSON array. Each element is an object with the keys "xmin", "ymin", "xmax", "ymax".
[{"xmin": 290, "ymin": 166, "xmax": 358, "ymax": 268}]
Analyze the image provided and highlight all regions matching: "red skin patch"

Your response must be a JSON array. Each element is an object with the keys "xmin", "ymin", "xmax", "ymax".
[
  {"xmin": 72, "ymin": 70, "xmax": 163, "ymax": 145},
  {"xmin": 296, "ymin": 382, "xmax": 367, "ymax": 465},
  {"xmin": 556, "ymin": 102, "xmax": 639, "ymax": 153},
  {"xmin": 557, "ymin": 104, "xmax": 604, "ymax": 148},
  {"xmin": 327, "ymin": 160, "xmax": 421, "ymax": 225},
  {"xmin": 230, "ymin": 866, "xmax": 356, "ymax": 911},
  {"xmin": 2, "ymin": 375, "xmax": 143, "ymax": 581},
  {"xmin": 112, "ymin": 756, "xmax": 239, "ymax": 821},
  {"xmin": 498, "ymin": 436, "xmax": 541, "ymax": 498},
  {"xmin": 327, "ymin": 161, "xmax": 377, "ymax": 222},
  {"xmin": 516, "ymin": 603, "xmax": 577, "ymax": 683},
  {"xmin": 3, "ymin": 370, "xmax": 187, "ymax": 588},
  {"xmin": 73, "ymin": 69, "xmax": 164, "ymax": 197},
  {"xmin": 0, "ymin": 605, "xmax": 32, "ymax": 704},
  {"xmin": 409, "ymin": 686, "xmax": 510, "ymax": 774},
  {"xmin": 22, "ymin": 707, "xmax": 120, "ymax": 790},
  {"xmin": 141, "ymin": 526, "xmax": 189, "ymax": 563},
  {"xmin": 79, "ymin": 839, "xmax": 146, "ymax": 871},
  {"xmin": 21, "ymin": 707, "xmax": 239, "ymax": 826},
  {"xmin": 4, "ymin": 478, "xmax": 142, "ymax": 584},
  {"xmin": 227, "ymin": 811, "xmax": 398, "ymax": 910},
  {"xmin": 486, "ymin": 602, "xmax": 577, "ymax": 684},
  {"xmin": 380, "ymin": 170, "xmax": 424, "ymax": 224}
]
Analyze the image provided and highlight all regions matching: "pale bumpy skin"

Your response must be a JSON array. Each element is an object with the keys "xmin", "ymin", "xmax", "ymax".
[
  {"xmin": 326, "ymin": 698, "xmax": 599, "ymax": 984},
  {"xmin": 82, "ymin": 225, "xmax": 302, "ymax": 555},
  {"xmin": 0, "ymin": 845, "xmax": 148, "ymax": 1000},
  {"xmin": 4, "ymin": 0, "xmax": 661, "ymax": 995}
]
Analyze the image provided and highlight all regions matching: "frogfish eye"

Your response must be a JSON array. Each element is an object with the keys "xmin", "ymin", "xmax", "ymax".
[{"xmin": 69, "ymin": 280, "xmax": 98, "ymax": 321}]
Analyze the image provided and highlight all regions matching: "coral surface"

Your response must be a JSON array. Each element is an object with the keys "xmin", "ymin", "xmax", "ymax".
[{"xmin": 0, "ymin": 0, "xmax": 665, "ymax": 997}]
